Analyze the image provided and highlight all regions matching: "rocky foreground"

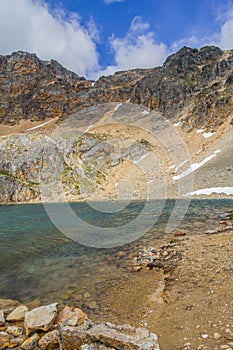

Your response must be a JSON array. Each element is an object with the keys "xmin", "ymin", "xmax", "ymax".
[{"xmin": 0, "ymin": 298, "xmax": 159, "ymax": 350}]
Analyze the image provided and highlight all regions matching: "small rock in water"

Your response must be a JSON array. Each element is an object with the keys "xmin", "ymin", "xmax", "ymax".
[
  {"xmin": 6, "ymin": 305, "xmax": 28, "ymax": 322},
  {"xmin": 84, "ymin": 292, "xmax": 91, "ymax": 299},
  {"xmin": 87, "ymin": 301, "xmax": 97, "ymax": 309}
]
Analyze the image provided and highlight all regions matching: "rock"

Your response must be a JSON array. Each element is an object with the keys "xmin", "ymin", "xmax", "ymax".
[
  {"xmin": 24, "ymin": 303, "xmax": 57, "ymax": 334},
  {"xmin": 84, "ymin": 292, "xmax": 91, "ymax": 299},
  {"xmin": 201, "ymin": 334, "xmax": 209, "ymax": 339},
  {"xmin": 38, "ymin": 329, "xmax": 60, "ymax": 350},
  {"xmin": 0, "ymin": 312, "xmax": 5, "ymax": 327},
  {"xmin": 173, "ymin": 231, "xmax": 186, "ymax": 237},
  {"xmin": 0, "ymin": 299, "xmax": 20, "ymax": 314},
  {"xmin": 21, "ymin": 333, "xmax": 39, "ymax": 350},
  {"xmin": 6, "ymin": 305, "xmax": 28, "ymax": 322},
  {"xmin": 60, "ymin": 321, "xmax": 160, "ymax": 350},
  {"xmin": 86, "ymin": 301, "xmax": 97, "ymax": 310},
  {"xmin": 0, "ymin": 334, "xmax": 10, "ymax": 350},
  {"xmin": 213, "ymin": 332, "xmax": 222, "ymax": 340},
  {"xmin": 6, "ymin": 325, "xmax": 24, "ymax": 337},
  {"xmin": 56, "ymin": 306, "xmax": 87, "ymax": 326}
]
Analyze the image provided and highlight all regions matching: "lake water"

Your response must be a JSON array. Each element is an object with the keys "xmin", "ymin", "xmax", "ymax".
[{"xmin": 0, "ymin": 199, "xmax": 232, "ymax": 313}]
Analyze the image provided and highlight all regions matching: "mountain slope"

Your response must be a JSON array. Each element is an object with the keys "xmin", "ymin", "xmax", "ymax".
[{"xmin": 0, "ymin": 46, "xmax": 232, "ymax": 203}]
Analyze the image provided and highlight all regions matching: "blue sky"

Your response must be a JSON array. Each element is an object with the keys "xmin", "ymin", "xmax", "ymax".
[{"xmin": 0, "ymin": 0, "xmax": 233, "ymax": 78}]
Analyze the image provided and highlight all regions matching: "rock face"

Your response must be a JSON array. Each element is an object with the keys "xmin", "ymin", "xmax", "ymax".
[
  {"xmin": 0, "ymin": 129, "xmax": 151, "ymax": 203},
  {"xmin": 131, "ymin": 46, "xmax": 233, "ymax": 131},
  {"xmin": 0, "ymin": 51, "xmax": 150, "ymax": 124},
  {"xmin": 1, "ymin": 46, "xmax": 233, "ymax": 131}
]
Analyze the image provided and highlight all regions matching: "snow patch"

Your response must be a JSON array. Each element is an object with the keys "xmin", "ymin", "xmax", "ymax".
[
  {"xmin": 184, "ymin": 187, "xmax": 233, "ymax": 196},
  {"xmin": 114, "ymin": 103, "xmax": 122, "ymax": 111},
  {"xmin": 142, "ymin": 110, "xmax": 150, "ymax": 116},
  {"xmin": 196, "ymin": 129, "xmax": 205, "ymax": 134},
  {"xmin": 214, "ymin": 149, "xmax": 221, "ymax": 154},
  {"xmin": 203, "ymin": 132, "xmax": 216, "ymax": 138},
  {"xmin": 173, "ymin": 153, "xmax": 218, "ymax": 180},
  {"xmin": 91, "ymin": 82, "xmax": 95, "ymax": 87},
  {"xmin": 27, "ymin": 119, "xmax": 54, "ymax": 131},
  {"xmin": 174, "ymin": 121, "xmax": 181, "ymax": 127}
]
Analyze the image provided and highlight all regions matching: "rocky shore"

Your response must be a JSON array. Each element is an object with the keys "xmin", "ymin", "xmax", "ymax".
[{"xmin": 0, "ymin": 298, "xmax": 160, "ymax": 350}]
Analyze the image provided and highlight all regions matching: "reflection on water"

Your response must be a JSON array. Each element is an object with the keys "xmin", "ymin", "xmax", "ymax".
[{"xmin": 0, "ymin": 199, "xmax": 232, "ymax": 308}]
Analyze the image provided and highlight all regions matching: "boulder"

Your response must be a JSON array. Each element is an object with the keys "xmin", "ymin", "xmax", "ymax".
[
  {"xmin": 24, "ymin": 303, "xmax": 57, "ymax": 334},
  {"xmin": 60, "ymin": 320, "xmax": 160, "ymax": 350},
  {"xmin": 56, "ymin": 306, "xmax": 87, "ymax": 326},
  {"xmin": 38, "ymin": 329, "xmax": 60, "ymax": 350}
]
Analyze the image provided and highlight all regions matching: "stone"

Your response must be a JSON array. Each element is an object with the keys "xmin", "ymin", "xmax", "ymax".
[
  {"xmin": 21, "ymin": 333, "xmax": 39, "ymax": 350},
  {"xmin": 6, "ymin": 325, "xmax": 24, "ymax": 337},
  {"xmin": 56, "ymin": 306, "xmax": 87, "ymax": 326},
  {"xmin": 201, "ymin": 334, "xmax": 209, "ymax": 339},
  {"xmin": 60, "ymin": 321, "xmax": 160, "ymax": 350},
  {"xmin": 0, "ymin": 334, "xmax": 10, "ymax": 350},
  {"xmin": 213, "ymin": 332, "xmax": 222, "ymax": 340},
  {"xmin": 6, "ymin": 305, "xmax": 28, "ymax": 322},
  {"xmin": 38, "ymin": 329, "xmax": 60, "ymax": 350},
  {"xmin": 86, "ymin": 301, "xmax": 97, "ymax": 310},
  {"xmin": 0, "ymin": 299, "xmax": 20, "ymax": 314},
  {"xmin": 24, "ymin": 303, "xmax": 57, "ymax": 334},
  {"xmin": 0, "ymin": 312, "xmax": 5, "ymax": 327}
]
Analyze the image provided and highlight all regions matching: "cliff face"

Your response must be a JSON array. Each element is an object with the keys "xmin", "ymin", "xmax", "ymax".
[
  {"xmin": 131, "ymin": 46, "xmax": 233, "ymax": 131},
  {"xmin": 1, "ymin": 47, "xmax": 233, "ymax": 131},
  {"xmin": 0, "ymin": 51, "xmax": 150, "ymax": 124},
  {"xmin": 0, "ymin": 46, "xmax": 233, "ymax": 203}
]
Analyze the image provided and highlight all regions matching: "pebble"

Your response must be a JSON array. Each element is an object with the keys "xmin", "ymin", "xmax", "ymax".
[
  {"xmin": 213, "ymin": 332, "xmax": 222, "ymax": 340},
  {"xmin": 87, "ymin": 301, "xmax": 97, "ymax": 309},
  {"xmin": 84, "ymin": 292, "xmax": 91, "ymax": 299},
  {"xmin": 201, "ymin": 334, "xmax": 209, "ymax": 339}
]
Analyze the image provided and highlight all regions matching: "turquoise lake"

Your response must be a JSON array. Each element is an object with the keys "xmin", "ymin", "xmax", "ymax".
[{"xmin": 0, "ymin": 199, "xmax": 232, "ymax": 312}]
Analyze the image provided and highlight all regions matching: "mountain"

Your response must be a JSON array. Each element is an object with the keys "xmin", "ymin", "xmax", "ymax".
[{"xmin": 0, "ymin": 46, "xmax": 232, "ymax": 203}]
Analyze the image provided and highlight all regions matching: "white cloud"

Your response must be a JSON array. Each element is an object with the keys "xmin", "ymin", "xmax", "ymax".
[
  {"xmin": 0, "ymin": 0, "xmax": 99, "ymax": 78},
  {"xmin": 104, "ymin": 0, "xmax": 124, "ymax": 4},
  {"xmin": 96, "ymin": 16, "xmax": 167, "ymax": 77}
]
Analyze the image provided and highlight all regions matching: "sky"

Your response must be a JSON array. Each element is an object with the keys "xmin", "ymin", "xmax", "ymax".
[{"xmin": 1, "ymin": 0, "xmax": 233, "ymax": 79}]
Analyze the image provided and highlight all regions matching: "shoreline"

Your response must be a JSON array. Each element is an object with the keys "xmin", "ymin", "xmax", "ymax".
[{"xmin": 1, "ymin": 194, "xmax": 233, "ymax": 206}]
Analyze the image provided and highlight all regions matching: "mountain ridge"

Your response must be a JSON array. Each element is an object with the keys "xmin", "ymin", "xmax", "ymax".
[{"xmin": 0, "ymin": 46, "xmax": 232, "ymax": 203}]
